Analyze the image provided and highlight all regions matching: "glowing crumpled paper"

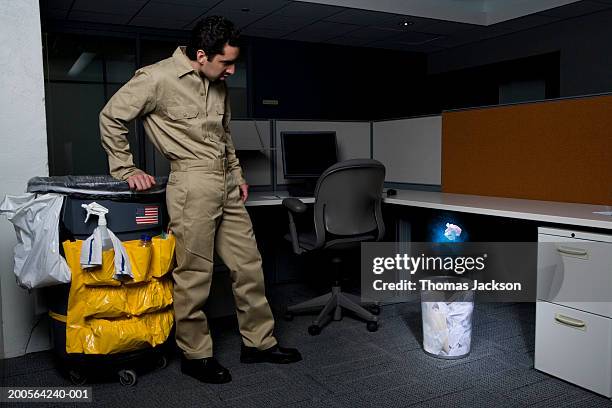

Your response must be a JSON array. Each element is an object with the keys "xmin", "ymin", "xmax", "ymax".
[{"xmin": 444, "ymin": 223, "xmax": 462, "ymax": 241}]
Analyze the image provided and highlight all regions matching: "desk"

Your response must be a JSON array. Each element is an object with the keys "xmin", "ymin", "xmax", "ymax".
[
  {"xmin": 248, "ymin": 189, "xmax": 612, "ymax": 396},
  {"xmin": 246, "ymin": 192, "xmax": 314, "ymax": 207},
  {"xmin": 248, "ymin": 190, "xmax": 612, "ymax": 230},
  {"xmin": 247, "ymin": 189, "xmax": 612, "ymax": 283}
]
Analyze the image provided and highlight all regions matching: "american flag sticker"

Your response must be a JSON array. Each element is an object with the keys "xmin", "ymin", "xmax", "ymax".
[{"xmin": 135, "ymin": 205, "xmax": 159, "ymax": 225}]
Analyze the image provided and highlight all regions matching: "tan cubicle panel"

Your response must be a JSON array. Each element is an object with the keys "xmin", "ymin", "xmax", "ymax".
[{"xmin": 442, "ymin": 94, "xmax": 612, "ymax": 205}]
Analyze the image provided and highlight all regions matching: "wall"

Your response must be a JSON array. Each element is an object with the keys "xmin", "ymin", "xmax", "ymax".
[
  {"xmin": 0, "ymin": 0, "xmax": 50, "ymax": 358},
  {"xmin": 250, "ymin": 37, "xmax": 428, "ymax": 120},
  {"xmin": 426, "ymin": 52, "xmax": 560, "ymax": 112},
  {"xmin": 429, "ymin": 8, "xmax": 612, "ymax": 98}
]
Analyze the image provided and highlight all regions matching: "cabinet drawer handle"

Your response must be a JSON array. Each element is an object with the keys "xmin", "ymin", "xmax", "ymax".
[
  {"xmin": 556, "ymin": 246, "xmax": 588, "ymax": 257},
  {"xmin": 554, "ymin": 313, "xmax": 586, "ymax": 329}
]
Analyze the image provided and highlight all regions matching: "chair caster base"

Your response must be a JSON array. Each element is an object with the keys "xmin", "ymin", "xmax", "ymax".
[
  {"xmin": 366, "ymin": 321, "xmax": 379, "ymax": 332},
  {"xmin": 308, "ymin": 325, "xmax": 322, "ymax": 336},
  {"xmin": 368, "ymin": 305, "xmax": 381, "ymax": 315}
]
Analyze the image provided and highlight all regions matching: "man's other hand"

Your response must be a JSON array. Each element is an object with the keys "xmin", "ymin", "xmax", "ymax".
[
  {"xmin": 239, "ymin": 183, "xmax": 249, "ymax": 203},
  {"xmin": 127, "ymin": 171, "xmax": 156, "ymax": 191}
]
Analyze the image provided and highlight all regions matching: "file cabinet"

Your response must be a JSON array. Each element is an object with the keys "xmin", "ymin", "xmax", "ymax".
[{"xmin": 535, "ymin": 227, "xmax": 612, "ymax": 397}]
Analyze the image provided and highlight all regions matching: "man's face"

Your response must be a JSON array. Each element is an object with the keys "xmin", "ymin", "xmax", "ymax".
[{"xmin": 197, "ymin": 43, "xmax": 239, "ymax": 82}]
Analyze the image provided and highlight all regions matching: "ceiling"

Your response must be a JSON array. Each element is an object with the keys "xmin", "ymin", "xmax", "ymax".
[{"xmin": 41, "ymin": 0, "xmax": 612, "ymax": 53}]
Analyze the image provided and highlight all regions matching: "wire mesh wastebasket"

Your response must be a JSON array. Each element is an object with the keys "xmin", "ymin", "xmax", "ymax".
[{"xmin": 421, "ymin": 276, "xmax": 474, "ymax": 359}]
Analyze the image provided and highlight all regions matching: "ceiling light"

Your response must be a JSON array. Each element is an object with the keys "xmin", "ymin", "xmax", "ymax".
[
  {"xmin": 68, "ymin": 52, "xmax": 96, "ymax": 77},
  {"xmin": 401, "ymin": 21, "xmax": 414, "ymax": 27}
]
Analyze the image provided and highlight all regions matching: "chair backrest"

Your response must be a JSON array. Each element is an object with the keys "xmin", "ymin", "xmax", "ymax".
[{"xmin": 313, "ymin": 159, "xmax": 385, "ymax": 247}]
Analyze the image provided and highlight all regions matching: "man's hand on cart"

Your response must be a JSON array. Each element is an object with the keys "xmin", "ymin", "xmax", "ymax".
[{"xmin": 127, "ymin": 171, "xmax": 156, "ymax": 191}]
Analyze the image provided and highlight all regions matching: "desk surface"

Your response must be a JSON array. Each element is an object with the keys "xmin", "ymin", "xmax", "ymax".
[
  {"xmin": 248, "ymin": 190, "xmax": 612, "ymax": 230},
  {"xmin": 246, "ymin": 192, "xmax": 315, "ymax": 207}
]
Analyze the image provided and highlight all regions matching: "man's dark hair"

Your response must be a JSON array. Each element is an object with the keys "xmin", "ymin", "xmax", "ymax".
[{"xmin": 186, "ymin": 16, "xmax": 240, "ymax": 61}]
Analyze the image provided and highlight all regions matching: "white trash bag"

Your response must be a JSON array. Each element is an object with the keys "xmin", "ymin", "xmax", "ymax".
[
  {"xmin": 422, "ymin": 301, "xmax": 473, "ymax": 358},
  {"xmin": 421, "ymin": 276, "xmax": 474, "ymax": 358},
  {"xmin": 0, "ymin": 193, "xmax": 71, "ymax": 289}
]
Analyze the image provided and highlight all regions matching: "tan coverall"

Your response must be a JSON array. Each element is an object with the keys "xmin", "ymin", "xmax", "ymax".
[{"xmin": 100, "ymin": 47, "xmax": 277, "ymax": 359}]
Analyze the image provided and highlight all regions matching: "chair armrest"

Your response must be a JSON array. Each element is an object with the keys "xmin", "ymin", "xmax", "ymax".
[
  {"xmin": 282, "ymin": 197, "xmax": 307, "ymax": 214},
  {"xmin": 282, "ymin": 198, "xmax": 307, "ymax": 254}
]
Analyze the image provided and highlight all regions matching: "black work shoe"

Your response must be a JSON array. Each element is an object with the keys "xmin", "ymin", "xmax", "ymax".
[
  {"xmin": 240, "ymin": 344, "xmax": 302, "ymax": 364},
  {"xmin": 181, "ymin": 355, "xmax": 232, "ymax": 384}
]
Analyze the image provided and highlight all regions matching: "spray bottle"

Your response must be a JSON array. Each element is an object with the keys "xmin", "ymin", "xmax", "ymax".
[{"xmin": 82, "ymin": 202, "xmax": 113, "ymax": 251}]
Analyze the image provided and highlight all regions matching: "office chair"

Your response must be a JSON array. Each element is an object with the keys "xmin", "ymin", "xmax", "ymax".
[{"xmin": 282, "ymin": 159, "xmax": 385, "ymax": 335}]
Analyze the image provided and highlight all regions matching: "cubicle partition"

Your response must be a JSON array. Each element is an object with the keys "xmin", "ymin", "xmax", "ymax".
[
  {"xmin": 228, "ymin": 120, "xmax": 272, "ymax": 187},
  {"xmin": 151, "ymin": 116, "xmax": 443, "ymax": 192},
  {"xmin": 442, "ymin": 94, "xmax": 612, "ymax": 205},
  {"xmin": 372, "ymin": 115, "xmax": 442, "ymax": 187}
]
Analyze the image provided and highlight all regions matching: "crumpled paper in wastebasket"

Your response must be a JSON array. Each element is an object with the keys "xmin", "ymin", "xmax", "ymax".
[{"xmin": 422, "ymin": 301, "xmax": 473, "ymax": 357}]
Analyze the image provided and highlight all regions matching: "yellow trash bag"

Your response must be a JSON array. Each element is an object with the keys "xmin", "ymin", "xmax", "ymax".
[
  {"xmin": 83, "ymin": 286, "xmax": 128, "ymax": 319},
  {"xmin": 122, "ymin": 241, "xmax": 152, "ymax": 284},
  {"xmin": 79, "ymin": 308, "xmax": 174, "ymax": 355},
  {"xmin": 64, "ymin": 235, "xmax": 174, "ymax": 286},
  {"xmin": 83, "ymin": 278, "xmax": 173, "ymax": 319},
  {"xmin": 63, "ymin": 239, "xmax": 175, "ymax": 354},
  {"xmin": 126, "ymin": 278, "xmax": 174, "ymax": 316},
  {"xmin": 63, "ymin": 242, "xmax": 121, "ymax": 287},
  {"xmin": 150, "ymin": 234, "xmax": 176, "ymax": 278},
  {"xmin": 143, "ymin": 308, "xmax": 176, "ymax": 345}
]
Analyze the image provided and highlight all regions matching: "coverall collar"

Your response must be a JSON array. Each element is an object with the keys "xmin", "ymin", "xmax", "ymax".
[{"xmin": 173, "ymin": 46, "xmax": 196, "ymax": 78}]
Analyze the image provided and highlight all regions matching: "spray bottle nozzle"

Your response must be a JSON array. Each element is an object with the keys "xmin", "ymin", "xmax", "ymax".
[{"xmin": 81, "ymin": 202, "xmax": 109, "ymax": 225}]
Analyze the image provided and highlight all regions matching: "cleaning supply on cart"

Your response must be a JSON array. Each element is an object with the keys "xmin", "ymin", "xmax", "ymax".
[
  {"xmin": 139, "ymin": 234, "xmax": 152, "ymax": 248},
  {"xmin": 82, "ymin": 202, "xmax": 112, "ymax": 250},
  {"xmin": 80, "ymin": 202, "xmax": 133, "ymax": 280}
]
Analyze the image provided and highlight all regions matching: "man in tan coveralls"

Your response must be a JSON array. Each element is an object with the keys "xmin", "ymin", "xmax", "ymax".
[{"xmin": 100, "ymin": 16, "xmax": 301, "ymax": 384}]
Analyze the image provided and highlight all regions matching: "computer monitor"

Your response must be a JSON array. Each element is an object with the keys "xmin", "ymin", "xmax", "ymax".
[{"xmin": 281, "ymin": 131, "xmax": 338, "ymax": 179}]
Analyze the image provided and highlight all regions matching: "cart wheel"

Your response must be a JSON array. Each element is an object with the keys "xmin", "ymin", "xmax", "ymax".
[
  {"xmin": 118, "ymin": 369, "xmax": 137, "ymax": 386},
  {"xmin": 308, "ymin": 325, "xmax": 321, "ymax": 336},
  {"xmin": 366, "ymin": 321, "xmax": 379, "ymax": 332},
  {"xmin": 69, "ymin": 369, "xmax": 87, "ymax": 386},
  {"xmin": 284, "ymin": 312, "xmax": 294, "ymax": 321},
  {"xmin": 368, "ymin": 305, "xmax": 381, "ymax": 316},
  {"xmin": 156, "ymin": 355, "xmax": 168, "ymax": 370}
]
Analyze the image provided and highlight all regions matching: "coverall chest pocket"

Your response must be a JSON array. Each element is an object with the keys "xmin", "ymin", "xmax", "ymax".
[
  {"xmin": 166, "ymin": 105, "xmax": 199, "ymax": 128},
  {"xmin": 209, "ymin": 103, "xmax": 226, "ymax": 140}
]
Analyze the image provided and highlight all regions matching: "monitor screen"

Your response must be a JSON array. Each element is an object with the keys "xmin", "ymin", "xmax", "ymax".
[{"xmin": 281, "ymin": 131, "xmax": 338, "ymax": 178}]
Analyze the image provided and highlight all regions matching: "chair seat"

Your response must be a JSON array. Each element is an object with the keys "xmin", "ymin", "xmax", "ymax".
[
  {"xmin": 284, "ymin": 231, "xmax": 317, "ymax": 251},
  {"xmin": 324, "ymin": 235, "xmax": 376, "ymax": 250},
  {"xmin": 284, "ymin": 231, "xmax": 376, "ymax": 252}
]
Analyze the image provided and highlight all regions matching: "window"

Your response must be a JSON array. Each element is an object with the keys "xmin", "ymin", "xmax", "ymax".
[
  {"xmin": 43, "ymin": 32, "xmax": 137, "ymax": 176},
  {"xmin": 43, "ymin": 31, "xmax": 249, "ymax": 177}
]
